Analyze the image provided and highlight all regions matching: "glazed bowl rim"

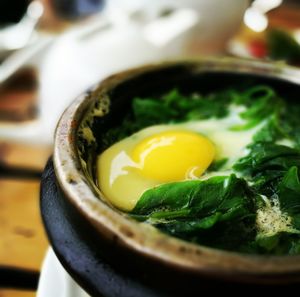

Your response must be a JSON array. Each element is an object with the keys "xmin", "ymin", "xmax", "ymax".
[{"xmin": 53, "ymin": 57, "xmax": 300, "ymax": 280}]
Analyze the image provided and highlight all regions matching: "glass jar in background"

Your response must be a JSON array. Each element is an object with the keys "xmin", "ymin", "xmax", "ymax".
[
  {"xmin": 51, "ymin": 0, "xmax": 105, "ymax": 19},
  {"xmin": 39, "ymin": 0, "xmax": 105, "ymax": 31}
]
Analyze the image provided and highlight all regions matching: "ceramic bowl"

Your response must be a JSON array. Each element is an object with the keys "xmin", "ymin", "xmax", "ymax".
[{"xmin": 53, "ymin": 58, "xmax": 300, "ymax": 292}]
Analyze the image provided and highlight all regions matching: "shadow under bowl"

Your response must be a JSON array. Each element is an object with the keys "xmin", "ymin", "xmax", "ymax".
[{"xmin": 50, "ymin": 58, "xmax": 300, "ymax": 295}]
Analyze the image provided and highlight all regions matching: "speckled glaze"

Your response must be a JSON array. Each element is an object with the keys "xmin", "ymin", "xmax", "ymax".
[{"xmin": 53, "ymin": 57, "xmax": 300, "ymax": 284}]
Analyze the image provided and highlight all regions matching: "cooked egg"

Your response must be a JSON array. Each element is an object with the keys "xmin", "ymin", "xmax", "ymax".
[
  {"xmin": 97, "ymin": 106, "xmax": 261, "ymax": 211},
  {"xmin": 131, "ymin": 130, "xmax": 215, "ymax": 182}
]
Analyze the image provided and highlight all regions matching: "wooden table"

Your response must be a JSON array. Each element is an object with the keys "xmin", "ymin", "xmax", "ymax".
[{"xmin": 0, "ymin": 141, "xmax": 51, "ymax": 297}]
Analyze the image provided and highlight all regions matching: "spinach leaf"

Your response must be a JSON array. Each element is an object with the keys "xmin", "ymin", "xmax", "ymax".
[
  {"xmin": 233, "ymin": 151, "xmax": 300, "ymax": 254},
  {"xmin": 101, "ymin": 86, "xmax": 290, "ymax": 149},
  {"xmin": 100, "ymin": 117, "xmax": 140, "ymax": 150},
  {"xmin": 132, "ymin": 98, "xmax": 178, "ymax": 127},
  {"xmin": 233, "ymin": 142, "xmax": 300, "ymax": 198},
  {"xmin": 278, "ymin": 166, "xmax": 300, "ymax": 218},
  {"xmin": 132, "ymin": 175, "xmax": 254, "ymax": 218},
  {"xmin": 255, "ymin": 233, "xmax": 281, "ymax": 253},
  {"xmin": 207, "ymin": 158, "xmax": 228, "ymax": 172},
  {"xmin": 253, "ymin": 115, "xmax": 282, "ymax": 143},
  {"xmin": 234, "ymin": 143, "xmax": 300, "ymax": 174},
  {"xmin": 132, "ymin": 88, "xmax": 233, "ymax": 126},
  {"xmin": 281, "ymin": 104, "xmax": 300, "ymax": 149},
  {"xmin": 131, "ymin": 175, "xmax": 257, "ymax": 251},
  {"xmin": 231, "ymin": 86, "xmax": 283, "ymax": 131},
  {"xmin": 267, "ymin": 29, "xmax": 300, "ymax": 63},
  {"xmin": 255, "ymin": 233, "xmax": 300, "ymax": 255}
]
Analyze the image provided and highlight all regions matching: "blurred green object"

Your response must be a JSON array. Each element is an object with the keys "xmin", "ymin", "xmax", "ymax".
[{"xmin": 267, "ymin": 29, "xmax": 300, "ymax": 63}]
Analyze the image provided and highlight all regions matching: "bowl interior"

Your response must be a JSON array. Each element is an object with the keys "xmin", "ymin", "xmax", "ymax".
[
  {"xmin": 77, "ymin": 61, "xmax": 300, "ymax": 196},
  {"xmin": 54, "ymin": 59, "xmax": 300, "ymax": 283}
]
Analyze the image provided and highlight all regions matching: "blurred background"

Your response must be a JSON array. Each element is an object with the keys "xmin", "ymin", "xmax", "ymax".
[{"xmin": 0, "ymin": 0, "xmax": 299, "ymax": 296}]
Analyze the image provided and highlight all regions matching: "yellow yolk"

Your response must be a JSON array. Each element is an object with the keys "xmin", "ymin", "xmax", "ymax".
[
  {"xmin": 98, "ymin": 109, "xmax": 260, "ymax": 211},
  {"xmin": 132, "ymin": 131, "xmax": 215, "ymax": 182},
  {"xmin": 97, "ymin": 129, "xmax": 216, "ymax": 211}
]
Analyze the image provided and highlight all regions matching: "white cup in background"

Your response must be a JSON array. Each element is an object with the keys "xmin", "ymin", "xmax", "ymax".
[{"xmin": 107, "ymin": 0, "xmax": 249, "ymax": 54}]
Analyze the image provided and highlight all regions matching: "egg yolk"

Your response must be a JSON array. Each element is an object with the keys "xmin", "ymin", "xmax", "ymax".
[{"xmin": 132, "ymin": 130, "xmax": 215, "ymax": 182}]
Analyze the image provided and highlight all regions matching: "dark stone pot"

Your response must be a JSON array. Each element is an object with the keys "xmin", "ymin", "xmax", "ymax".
[{"xmin": 42, "ymin": 58, "xmax": 300, "ymax": 296}]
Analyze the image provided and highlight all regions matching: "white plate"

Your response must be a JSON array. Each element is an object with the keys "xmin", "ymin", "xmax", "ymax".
[{"xmin": 37, "ymin": 248, "xmax": 90, "ymax": 297}]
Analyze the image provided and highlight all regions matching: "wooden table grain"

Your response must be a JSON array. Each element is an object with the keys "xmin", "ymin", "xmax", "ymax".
[
  {"xmin": 0, "ymin": 290, "xmax": 35, "ymax": 297},
  {"xmin": 0, "ymin": 141, "xmax": 52, "ymax": 297}
]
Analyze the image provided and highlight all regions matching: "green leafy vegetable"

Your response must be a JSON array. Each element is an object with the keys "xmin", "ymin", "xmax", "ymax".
[
  {"xmin": 132, "ymin": 89, "xmax": 232, "ymax": 127},
  {"xmin": 131, "ymin": 175, "xmax": 257, "ymax": 251},
  {"xmin": 234, "ymin": 143, "xmax": 300, "ymax": 176},
  {"xmin": 231, "ymin": 86, "xmax": 284, "ymax": 132},
  {"xmin": 98, "ymin": 85, "xmax": 300, "ymax": 255},
  {"xmin": 207, "ymin": 158, "xmax": 228, "ymax": 172},
  {"xmin": 281, "ymin": 104, "xmax": 300, "ymax": 149},
  {"xmin": 255, "ymin": 233, "xmax": 300, "ymax": 255},
  {"xmin": 101, "ymin": 88, "xmax": 237, "ymax": 149},
  {"xmin": 267, "ymin": 29, "xmax": 300, "ymax": 63},
  {"xmin": 233, "ymin": 143, "xmax": 300, "ymax": 196},
  {"xmin": 253, "ymin": 115, "xmax": 282, "ymax": 143},
  {"xmin": 277, "ymin": 166, "xmax": 300, "ymax": 232},
  {"xmin": 101, "ymin": 85, "xmax": 290, "ymax": 148}
]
